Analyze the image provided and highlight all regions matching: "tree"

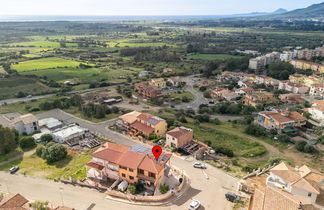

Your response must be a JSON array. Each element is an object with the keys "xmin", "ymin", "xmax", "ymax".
[
  {"xmin": 41, "ymin": 134, "xmax": 53, "ymax": 143},
  {"xmin": 19, "ymin": 137, "xmax": 36, "ymax": 149},
  {"xmin": 203, "ymin": 91, "xmax": 211, "ymax": 98},
  {"xmin": 29, "ymin": 201, "xmax": 50, "ymax": 210},
  {"xmin": 0, "ymin": 126, "xmax": 17, "ymax": 155},
  {"xmin": 277, "ymin": 134, "xmax": 290, "ymax": 143},
  {"xmin": 304, "ymin": 144, "xmax": 317, "ymax": 154},
  {"xmin": 295, "ymin": 141, "xmax": 307, "ymax": 152},
  {"xmin": 268, "ymin": 62, "xmax": 295, "ymax": 80},
  {"xmin": 40, "ymin": 143, "xmax": 67, "ymax": 164}
]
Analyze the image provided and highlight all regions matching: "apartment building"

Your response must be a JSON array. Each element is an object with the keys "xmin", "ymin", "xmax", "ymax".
[
  {"xmin": 257, "ymin": 110, "xmax": 306, "ymax": 131},
  {"xmin": 279, "ymin": 93, "xmax": 305, "ymax": 104},
  {"xmin": 248, "ymin": 52, "xmax": 280, "ymax": 70},
  {"xmin": 134, "ymin": 82, "xmax": 163, "ymax": 98},
  {"xmin": 297, "ymin": 47, "xmax": 324, "ymax": 60},
  {"xmin": 11, "ymin": 114, "xmax": 39, "ymax": 135},
  {"xmin": 289, "ymin": 60, "xmax": 324, "ymax": 74},
  {"xmin": 166, "ymin": 127, "xmax": 193, "ymax": 149},
  {"xmin": 86, "ymin": 143, "xmax": 171, "ymax": 191},
  {"xmin": 243, "ymin": 91, "xmax": 277, "ymax": 107},
  {"xmin": 310, "ymin": 84, "xmax": 324, "ymax": 97}
]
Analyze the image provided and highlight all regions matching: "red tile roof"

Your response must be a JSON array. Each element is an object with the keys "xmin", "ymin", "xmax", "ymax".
[
  {"xmin": 138, "ymin": 155, "xmax": 164, "ymax": 174},
  {"xmin": 0, "ymin": 194, "xmax": 28, "ymax": 209},
  {"xmin": 117, "ymin": 151, "xmax": 145, "ymax": 170},
  {"xmin": 131, "ymin": 121, "xmax": 154, "ymax": 134},
  {"xmin": 91, "ymin": 149, "xmax": 123, "ymax": 164},
  {"xmin": 86, "ymin": 162, "xmax": 104, "ymax": 170}
]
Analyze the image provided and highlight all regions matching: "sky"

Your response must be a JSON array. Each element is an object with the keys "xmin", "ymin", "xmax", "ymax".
[{"xmin": 0, "ymin": 0, "xmax": 323, "ymax": 16}]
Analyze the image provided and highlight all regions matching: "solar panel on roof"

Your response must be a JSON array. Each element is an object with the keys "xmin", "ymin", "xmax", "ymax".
[
  {"xmin": 130, "ymin": 145, "xmax": 150, "ymax": 154},
  {"xmin": 147, "ymin": 119, "xmax": 158, "ymax": 125}
]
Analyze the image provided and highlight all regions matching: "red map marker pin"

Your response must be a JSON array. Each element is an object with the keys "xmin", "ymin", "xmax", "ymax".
[{"xmin": 152, "ymin": 145, "xmax": 162, "ymax": 160}]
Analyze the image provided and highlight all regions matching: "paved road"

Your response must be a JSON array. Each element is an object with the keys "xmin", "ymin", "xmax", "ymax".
[{"xmin": 175, "ymin": 75, "xmax": 209, "ymax": 111}]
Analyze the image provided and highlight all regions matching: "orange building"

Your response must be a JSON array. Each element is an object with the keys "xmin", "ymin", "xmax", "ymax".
[{"xmin": 86, "ymin": 143, "xmax": 171, "ymax": 191}]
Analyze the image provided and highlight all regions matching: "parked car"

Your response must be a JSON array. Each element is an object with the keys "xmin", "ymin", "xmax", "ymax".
[
  {"xmin": 9, "ymin": 166, "xmax": 19, "ymax": 174},
  {"xmin": 157, "ymin": 139, "xmax": 164, "ymax": 145},
  {"xmin": 188, "ymin": 200, "xmax": 201, "ymax": 210},
  {"xmin": 193, "ymin": 162, "xmax": 206, "ymax": 169},
  {"xmin": 225, "ymin": 192, "xmax": 239, "ymax": 202}
]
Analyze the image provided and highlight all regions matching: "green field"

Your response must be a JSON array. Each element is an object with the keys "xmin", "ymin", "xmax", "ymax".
[
  {"xmin": 187, "ymin": 53, "xmax": 242, "ymax": 60},
  {"xmin": 12, "ymin": 57, "xmax": 82, "ymax": 72},
  {"xmin": 9, "ymin": 41, "xmax": 77, "ymax": 48},
  {"xmin": 169, "ymin": 91, "xmax": 195, "ymax": 101},
  {"xmin": 0, "ymin": 76, "xmax": 55, "ymax": 100},
  {"xmin": 0, "ymin": 150, "xmax": 93, "ymax": 180}
]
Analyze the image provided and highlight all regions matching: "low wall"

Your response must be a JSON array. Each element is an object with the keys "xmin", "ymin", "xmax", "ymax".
[{"xmin": 106, "ymin": 168, "xmax": 188, "ymax": 203}]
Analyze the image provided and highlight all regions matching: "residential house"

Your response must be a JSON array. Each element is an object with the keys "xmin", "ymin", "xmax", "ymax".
[
  {"xmin": 310, "ymin": 84, "xmax": 324, "ymax": 97},
  {"xmin": 130, "ymin": 113, "xmax": 167, "ymax": 136},
  {"xmin": 38, "ymin": 117, "xmax": 63, "ymax": 130},
  {"xmin": 163, "ymin": 68, "xmax": 173, "ymax": 73},
  {"xmin": 279, "ymin": 81, "xmax": 310, "ymax": 94},
  {"xmin": 86, "ymin": 143, "xmax": 171, "ymax": 191},
  {"xmin": 134, "ymin": 82, "xmax": 163, "ymax": 98},
  {"xmin": 210, "ymin": 88, "xmax": 239, "ymax": 101},
  {"xmin": 116, "ymin": 111, "xmax": 142, "ymax": 131},
  {"xmin": 255, "ymin": 75, "xmax": 279, "ymax": 86},
  {"xmin": 0, "ymin": 193, "xmax": 29, "ymax": 209},
  {"xmin": 262, "ymin": 162, "xmax": 324, "ymax": 209},
  {"xmin": 149, "ymin": 78, "xmax": 166, "ymax": 87},
  {"xmin": 138, "ymin": 71, "xmax": 148, "ymax": 77},
  {"xmin": 279, "ymin": 93, "xmax": 305, "ymax": 104},
  {"xmin": 257, "ymin": 110, "xmax": 306, "ymax": 131},
  {"xmin": 306, "ymin": 100, "xmax": 324, "ymax": 127},
  {"xmin": 235, "ymin": 87, "xmax": 254, "ymax": 95},
  {"xmin": 243, "ymin": 91, "xmax": 277, "ymax": 107},
  {"xmin": 11, "ymin": 114, "xmax": 39, "ymax": 135},
  {"xmin": 167, "ymin": 77, "xmax": 182, "ymax": 87},
  {"xmin": 166, "ymin": 127, "xmax": 193, "ymax": 149},
  {"xmin": 238, "ymin": 80, "xmax": 254, "ymax": 88}
]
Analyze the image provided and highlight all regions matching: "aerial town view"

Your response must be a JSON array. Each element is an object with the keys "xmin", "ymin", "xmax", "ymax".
[{"xmin": 0, "ymin": 0, "xmax": 324, "ymax": 210}]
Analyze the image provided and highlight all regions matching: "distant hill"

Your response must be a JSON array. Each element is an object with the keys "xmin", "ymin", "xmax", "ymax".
[
  {"xmin": 266, "ymin": 2, "xmax": 324, "ymax": 19},
  {"xmin": 223, "ymin": 8, "xmax": 287, "ymax": 18}
]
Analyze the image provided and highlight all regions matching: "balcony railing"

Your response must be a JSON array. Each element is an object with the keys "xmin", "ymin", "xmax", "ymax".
[{"xmin": 137, "ymin": 173, "xmax": 156, "ymax": 182}]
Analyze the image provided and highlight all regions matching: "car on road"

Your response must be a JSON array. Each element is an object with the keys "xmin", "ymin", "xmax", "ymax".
[
  {"xmin": 188, "ymin": 200, "xmax": 201, "ymax": 210},
  {"xmin": 26, "ymin": 95, "xmax": 33, "ymax": 98},
  {"xmin": 9, "ymin": 166, "xmax": 19, "ymax": 174},
  {"xmin": 193, "ymin": 162, "xmax": 206, "ymax": 169},
  {"xmin": 225, "ymin": 192, "xmax": 239, "ymax": 202}
]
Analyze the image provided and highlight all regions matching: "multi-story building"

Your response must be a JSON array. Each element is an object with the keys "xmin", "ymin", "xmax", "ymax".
[
  {"xmin": 11, "ymin": 114, "xmax": 39, "ymax": 135},
  {"xmin": 86, "ymin": 143, "xmax": 171, "ymax": 192},
  {"xmin": 279, "ymin": 93, "xmax": 305, "ymax": 105},
  {"xmin": 297, "ymin": 47, "xmax": 324, "ymax": 60},
  {"xmin": 310, "ymin": 84, "xmax": 324, "ymax": 97},
  {"xmin": 251, "ymin": 162, "xmax": 324, "ymax": 210},
  {"xmin": 134, "ymin": 82, "xmax": 163, "ymax": 98},
  {"xmin": 149, "ymin": 78, "xmax": 166, "ymax": 87},
  {"xmin": 279, "ymin": 50, "xmax": 297, "ymax": 61},
  {"xmin": 278, "ymin": 81, "xmax": 310, "ymax": 94},
  {"xmin": 257, "ymin": 110, "xmax": 306, "ymax": 131},
  {"xmin": 210, "ymin": 88, "xmax": 239, "ymax": 101},
  {"xmin": 166, "ymin": 127, "xmax": 193, "ymax": 149},
  {"xmin": 249, "ymin": 52, "xmax": 280, "ymax": 70},
  {"xmin": 167, "ymin": 77, "xmax": 182, "ymax": 87},
  {"xmin": 289, "ymin": 60, "xmax": 324, "ymax": 74},
  {"xmin": 305, "ymin": 100, "xmax": 324, "ymax": 127},
  {"xmin": 243, "ymin": 91, "xmax": 277, "ymax": 107}
]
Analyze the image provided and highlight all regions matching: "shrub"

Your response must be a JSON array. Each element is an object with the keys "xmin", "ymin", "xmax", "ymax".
[
  {"xmin": 41, "ymin": 134, "xmax": 53, "ymax": 143},
  {"xmin": 19, "ymin": 137, "xmax": 36, "ymax": 149},
  {"xmin": 295, "ymin": 141, "xmax": 307, "ymax": 152},
  {"xmin": 128, "ymin": 183, "xmax": 145, "ymax": 195},
  {"xmin": 245, "ymin": 124, "xmax": 266, "ymax": 137},
  {"xmin": 40, "ymin": 143, "xmax": 67, "ymax": 164},
  {"xmin": 159, "ymin": 184, "xmax": 170, "ymax": 194}
]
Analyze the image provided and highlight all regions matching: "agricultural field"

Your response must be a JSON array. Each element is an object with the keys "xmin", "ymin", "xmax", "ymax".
[
  {"xmin": 11, "ymin": 57, "xmax": 82, "ymax": 72},
  {"xmin": 187, "ymin": 53, "xmax": 242, "ymax": 60},
  {"xmin": 8, "ymin": 41, "xmax": 77, "ymax": 48},
  {"xmin": 0, "ymin": 76, "xmax": 55, "ymax": 100}
]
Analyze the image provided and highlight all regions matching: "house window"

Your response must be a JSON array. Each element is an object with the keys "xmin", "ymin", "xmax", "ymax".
[
  {"xmin": 138, "ymin": 169, "xmax": 144, "ymax": 175},
  {"xmin": 129, "ymin": 176, "xmax": 134, "ymax": 180},
  {"xmin": 148, "ymin": 172, "xmax": 156, "ymax": 178},
  {"xmin": 308, "ymin": 193, "xmax": 312, "ymax": 197},
  {"xmin": 171, "ymin": 143, "xmax": 176, "ymax": 148},
  {"xmin": 121, "ymin": 173, "xmax": 126, "ymax": 178},
  {"xmin": 120, "ymin": 166, "xmax": 127, "ymax": 170},
  {"xmin": 129, "ymin": 168, "xmax": 134, "ymax": 172}
]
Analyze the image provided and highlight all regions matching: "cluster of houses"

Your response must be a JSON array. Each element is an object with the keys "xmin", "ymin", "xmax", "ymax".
[
  {"xmin": 8, "ymin": 114, "xmax": 99, "ymax": 148},
  {"xmin": 134, "ymin": 77, "xmax": 183, "ymax": 99},
  {"xmin": 250, "ymin": 162, "xmax": 324, "ymax": 210},
  {"xmin": 116, "ymin": 111, "xmax": 193, "ymax": 149},
  {"xmin": 248, "ymin": 46, "xmax": 324, "ymax": 71}
]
